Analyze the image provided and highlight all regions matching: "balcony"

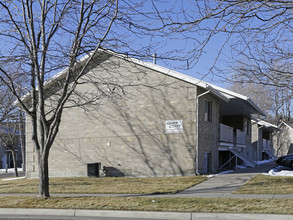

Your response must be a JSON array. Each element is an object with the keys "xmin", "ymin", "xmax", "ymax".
[{"xmin": 219, "ymin": 123, "xmax": 246, "ymax": 149}]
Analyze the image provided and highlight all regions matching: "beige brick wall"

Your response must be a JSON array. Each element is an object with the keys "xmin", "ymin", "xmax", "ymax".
[
  {"xmin": 243, "ymin": 117, "xmax": 252, "ymax": 159},
  {"xmin": 251, "ymin": 122, "xmax": 259, "ymax": 161},
  {"xmin": 197, "ymin": 88, "xmax": 219, "ymax": 173},
  {"xmin": 26, "ymin": 55, "xmax": 220, "ymax": 178}
]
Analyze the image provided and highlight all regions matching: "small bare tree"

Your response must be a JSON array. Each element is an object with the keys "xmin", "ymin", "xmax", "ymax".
[
  {"xmin": 0, "ymin": 123, "xmax": 20, "ymax": 177},
  {"xmin": 0, "ymin": 85, "xmax": 23, "ymax": 177}
]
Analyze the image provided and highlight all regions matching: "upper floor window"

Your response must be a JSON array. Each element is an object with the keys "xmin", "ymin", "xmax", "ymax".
[
  {"xmin": 205, "ymin": 99, "xmax": 212, "ymax": 122},
  {"xmin": 246, "ymin": 120, "xmax": 250, "ymax": 134}
]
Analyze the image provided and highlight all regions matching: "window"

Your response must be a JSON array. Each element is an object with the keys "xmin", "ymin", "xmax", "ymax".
[
  {"xmin": 246, "ymin": 120, "xmax": 250, "ymax": 134},
  {"xmin": 205, "ymin": 99, "xmax": 212, "ymax": 122}
]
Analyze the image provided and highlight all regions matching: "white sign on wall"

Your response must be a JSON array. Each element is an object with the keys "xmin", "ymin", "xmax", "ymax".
[{"xmin": 165, "ymin": 120, "xmax": 183, "ymax": 134}]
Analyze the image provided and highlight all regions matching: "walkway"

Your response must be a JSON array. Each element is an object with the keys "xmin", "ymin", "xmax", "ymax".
[{"xmin": 167, "ymin": 161, "xmax": 293, "ymax": 199}]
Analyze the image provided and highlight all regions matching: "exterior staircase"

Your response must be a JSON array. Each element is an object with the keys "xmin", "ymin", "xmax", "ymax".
[
  {"xmin": 263, "ymin": 149, "xmax": 276, "ymax": 160},
  {"xmin": 230, "ymin": 149, "xmax": 257, "ymax": 167}
]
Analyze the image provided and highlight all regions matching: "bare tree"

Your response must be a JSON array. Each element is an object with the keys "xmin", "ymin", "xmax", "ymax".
[
  {"xmin": 0, "ymin": 123, "xmax": 20, "ymax": 177},
  {"xmin": 2, "ymin": 0, "xmax": 293, "ymax": 199},
  {"xmin": 138, "ymin": 1, "xmax": 293, "ymax": 121},
  {"xmin": 0, "ymin": 0, "xmax": 165, "ymax": 198},
  {"xmin": 136, "ymin": 1, "xmax": 293, "ymax": 90},
  {"xmin": 272, "ymin": 87, "xmax": 293, "ymax": 122},
  {"xmin": 228, "ymin": 81, "xmax": 293, "ymax": 122}
]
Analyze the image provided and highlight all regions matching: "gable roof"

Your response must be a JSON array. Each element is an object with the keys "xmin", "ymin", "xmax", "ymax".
[
  {"xmin": 279, "ymin": 121, "xmax": 293, "ymax": 132},
  {"xmin": 106, "ymin": 49, "xmax": 265, "ymax": 117},
  {"xmin": 16, "ymin": 48, "xmax": 266, "ymax": 117}
]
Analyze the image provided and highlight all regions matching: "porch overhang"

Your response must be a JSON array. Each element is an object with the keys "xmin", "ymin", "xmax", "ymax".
[
  {"xmin": 218, "ymin": 97, "xmax": 266, "ymax": 117},
  {"xmin": 206, "ymin": 85, "xmax": 230, "ymax": 103}
]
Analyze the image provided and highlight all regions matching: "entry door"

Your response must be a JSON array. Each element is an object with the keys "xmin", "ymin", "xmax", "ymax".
[
  {"xmin": 2, "ymin": 155, "xmax": 6, "ymax": 169},
  {"xmin": 204, "ymin": 152, "xmax": 211, "ymax": 173}
]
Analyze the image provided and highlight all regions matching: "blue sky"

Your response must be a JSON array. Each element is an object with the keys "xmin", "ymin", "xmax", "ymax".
[{"xmin": 119, "ymin": 0, "xmax": 233, "ymax": 88}]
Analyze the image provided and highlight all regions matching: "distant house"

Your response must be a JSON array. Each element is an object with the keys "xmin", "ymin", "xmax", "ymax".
[
  {"xmin": 24, "ymin": 49, "xmax": 266, "ymax": 178},
  {"xmin": 251, "ymin": 119, "xmax": 279, "ymax": 161},
  {"xmin": 0, "ymin": 124, "xmax": 24, "ymax": 169},
  {"xmin": 273, "ymin": 121, "xmax": 293, "ymax": 157}
]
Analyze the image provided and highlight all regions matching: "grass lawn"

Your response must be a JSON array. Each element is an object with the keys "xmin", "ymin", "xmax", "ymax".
[
  {"xmin": 235, "ymin": 175, "xmax": 293, "ymax": 194},
  {"xmin": 0, "ymin": 196, "xmax": 292, "ymax": 214},
  {"xmin": 0, "ymin": 176, "xmax": 207, "ymax": 194},
  {"xmin": 1, "ymin": 175, "xmax": 293, "ymax": 214}
]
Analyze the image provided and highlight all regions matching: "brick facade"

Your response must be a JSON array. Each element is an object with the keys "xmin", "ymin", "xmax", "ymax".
[{"xmin": 26, "ymin": 54, "xmax": 223, "ymax": 178}]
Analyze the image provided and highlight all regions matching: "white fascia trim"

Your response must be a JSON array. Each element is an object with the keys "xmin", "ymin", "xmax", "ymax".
[
  {"xmin": 112, "ymin": 50, "xmax": 264, "ymax": 114},
  {"xmin": 14, "ymin": 51, "xmax": 94, "ymax": 106},
  {"xmin": 82, "ymin": 49, "xmax": 267, "ymax": 117},
  {"xmin": 130, "ymin": 56, "xmax": 265, "ymax": 116},
  {"xmin": 253, "ymin": 119, "xmax": 279, "ymax": 129},
  {"xmin": 206, "ymin": 85, "xmax": 230, "ymax": 102},
  {"xmin": 116, "ymin": 53, "xmax": 209, "ymax": 88}
]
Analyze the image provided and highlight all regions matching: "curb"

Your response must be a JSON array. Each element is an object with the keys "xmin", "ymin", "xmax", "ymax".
[
  {"xmin": 76, "ymin": 210, "xmax": 191, "ymax": 219},
  {"xmin": 0, "ymin": 209, "xmax": 293, "ymax": 220},
  {"xmin": 0, "ymin": 208, "xmax": 75, "ymax": 216}
]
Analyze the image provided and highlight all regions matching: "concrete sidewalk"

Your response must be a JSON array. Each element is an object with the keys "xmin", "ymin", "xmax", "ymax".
[
  {"xmin": 0, "ymin": 208, "xmax": 293, "ymax": 220},
  {"xmin": 168, "ymin": 161, "xmax": 286, "ymax": 199},
  {"xmin": 125, "ymin": 161, "xmax": 292, "ymax": 199},
  {"xmin": 166, "ymin": 161, "xmax": 293, "ymax": 199}
]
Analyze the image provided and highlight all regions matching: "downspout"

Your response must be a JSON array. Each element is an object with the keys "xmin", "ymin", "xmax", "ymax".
[{"xmin": 196, "ymin": 90, "xmax": 210, "ymax": 175}]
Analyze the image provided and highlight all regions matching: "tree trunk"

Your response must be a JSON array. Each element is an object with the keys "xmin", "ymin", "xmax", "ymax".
[
  {"xmin": 11, "ymin": 150, "xmax": 18, "ymax": 177},
  {"xmin": 38, "ymin": 154, "xmax": 50, "ymax": 198}
]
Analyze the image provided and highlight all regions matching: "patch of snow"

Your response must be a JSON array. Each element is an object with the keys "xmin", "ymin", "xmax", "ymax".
[
  {"xmin": 236, "ymin": 165, "xmax": 247, "ymax": 169},
  {"xmin": 2, "ymin": 176, "xmax": 26, "ymax": 181},
  {"xmin": 0, "ymin": 167, "xmax": 23, "ymax": 173},
  {"xmin": 263, "ymin": 166, "xmax": 293, "ymax": 177},
  {"xmin": 205, "ymin": 170, "xmax": 234, "ymax": 178},
  {"xmin": 255, "ymin": 159, "xmax": 273, "ymax": 165}
]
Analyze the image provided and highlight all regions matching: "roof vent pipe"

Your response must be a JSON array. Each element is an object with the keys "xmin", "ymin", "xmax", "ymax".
[{"xmin": 152, "ymin": 53, "xmax": 157, "ymax": 64}]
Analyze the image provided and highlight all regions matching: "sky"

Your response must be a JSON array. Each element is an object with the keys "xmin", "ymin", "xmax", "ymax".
[
  {"xmin": 0, "ymin": 0, "xmax": 247, "ymax": 89},
  {"xmin": 123, "ymin": 0, "xmax": 235, "ymax": 88},
  {"xmin": 1, "ymin": 0, "xmax": 291, "ymax": 108}
]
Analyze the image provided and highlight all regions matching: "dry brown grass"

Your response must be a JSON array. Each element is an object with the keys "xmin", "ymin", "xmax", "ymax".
[
  {"xmin": 0, "ymin": 176, "xmax": 207, "ymax": 194},
  {"xmin": 0, "ymin": 196, "xmax": 292, "ymax": 214},
  {"xmin": 235, "ymin": 175, "xmax": 293, "ymax": 194}
]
